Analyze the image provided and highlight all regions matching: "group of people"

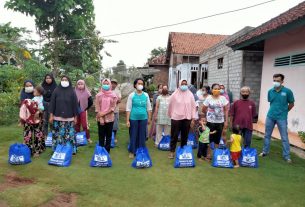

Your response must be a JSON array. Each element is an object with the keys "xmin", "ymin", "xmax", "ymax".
[{"xmin": 19, "ymin": 72, "xmax": 295, "ymax": 165}]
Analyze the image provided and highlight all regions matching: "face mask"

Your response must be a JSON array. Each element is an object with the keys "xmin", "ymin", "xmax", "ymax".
[
  {"xmin": 102, "ymin": 84, "xmax": 110, "ymax": 91},
  {"xmin": 212, "ymin": 89, "xmax": 220, "ymax": 96},
  {"xmin": 202, "ymin": 91, "xmax": 206, "ymax": 95},
  {"xmin": 137, "ymin": 85, "xmax": 144, "ymax": 91},
  {"xmin": 241, "ymin": 94, "xmax": 249, "ymax": 99},
  {"xmin": 180, "ymin": 85, "xmax": 188, "ymax": 91},
  {"xmin": 25, "ymin": 86, "xmax": 34, "ymax": 93},
  {"xmin": 273, "ymin": 81, "xmax": 281, "ymax": 88},
  {"xmin": 162, "ymin": 89, "xmax": 168, "ymax": 95},
  {"xmin": 61, "ymin": 81, "xmax": 69, "ymax": 88},
  {"xmin": 220, "ymin": 89, "xmax": 225, "ymax": 94}
]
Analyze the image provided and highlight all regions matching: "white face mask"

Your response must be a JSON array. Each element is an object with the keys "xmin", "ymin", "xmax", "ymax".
[
  {"xmin": 137, "ymin": 85, "xmax": 143, "ymax": 91},
  {"xmin": 61, "ymin": 81, "xmax": 70, "ymax": 88},
  {"xmin": 24, "ymin": 86, "xmax": 34, "ymax": 93}
]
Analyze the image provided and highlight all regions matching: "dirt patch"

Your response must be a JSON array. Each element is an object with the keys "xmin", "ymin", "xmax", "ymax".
[
  {"xmin": 0, "ymin": 172, "xmax": 34, "ymax": 192},
  {"xmin": 40, "ymin": 193, "xmax": 77, "ymax": 207}
]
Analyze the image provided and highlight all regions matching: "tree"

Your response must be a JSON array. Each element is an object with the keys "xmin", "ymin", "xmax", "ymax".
[
  {"xmin": 147, "ymin": 47, "xmax": 166, "ymax": 62},
  {"xmin": 5, "ymin": 0, "xmax": 104, "ymax": 76}
]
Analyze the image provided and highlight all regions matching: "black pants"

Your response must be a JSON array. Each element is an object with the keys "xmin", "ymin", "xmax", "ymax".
[
  {"xmin": 206, "ymin": 122, "xmax": 224, "ymax": 144},
  {"xmin": 170, "ymin": 119, "xmax": 191, "ymax": 152},
  {"xmin": 97, "ymin": 122, "xmax": 114, "ymax": 153},
  {"xmin": 43, "ymin": 102, "xmax": 50, "ymax": 136},
  {"xmin": 197, "ymin": 142, "xmax": 208, "ymax": 158}
]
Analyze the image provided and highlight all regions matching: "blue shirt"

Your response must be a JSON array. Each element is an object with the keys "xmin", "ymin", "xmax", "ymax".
[{"xmin": 267, "ymin": 86, "xmax": 294, "ymax": 120}]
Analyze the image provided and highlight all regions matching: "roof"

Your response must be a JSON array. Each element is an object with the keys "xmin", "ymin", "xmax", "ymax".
[
  {"xmin": 148, "ymin": 55, "xmax": 167, "ymax": 65},
  {"xmin": 229, "ymin": 1, "xmax": 305, "ymax": 49},
  {"xmin": 167, "ymin": 32, "xmax": 228, "ymax": 55}
]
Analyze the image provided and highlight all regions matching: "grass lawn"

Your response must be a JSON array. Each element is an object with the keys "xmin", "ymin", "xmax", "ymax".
[{"xmin": 0, "ymin": 113, "xmax": 305, "ymax": 207}]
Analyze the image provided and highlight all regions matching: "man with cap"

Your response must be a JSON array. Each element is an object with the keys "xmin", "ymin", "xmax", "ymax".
[{"xmin": 111, "ymin": 79, "xmax": 122, "ymax": 143}]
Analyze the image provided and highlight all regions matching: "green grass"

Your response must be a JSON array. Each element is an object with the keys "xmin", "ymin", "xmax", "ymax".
[{"xmin": 0, "ymin": 113, "xmax": 305, "ymax": 207}]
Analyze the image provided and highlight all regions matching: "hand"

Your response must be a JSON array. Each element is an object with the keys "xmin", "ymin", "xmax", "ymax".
[
  {"xmin": 126, "ymin": 121, "xmax": 130, "ymax": 128},
  {"xmin": 190, "ymin": 120, "xmax": 195, "ymax": 128},
  {"xmin": 49, "ymin": 116, "xmax": 54, "ymax": 124},
  {"xmin": 74, "ymin": 117, "xmax": 78, "ymax": 124},
  {"xmin": 148, "ymin": 119, "xmax": 151, "ymax": 125},
  {"xmin": 224, "ymin": 122, "xmax": 228, "ymax": 130}
]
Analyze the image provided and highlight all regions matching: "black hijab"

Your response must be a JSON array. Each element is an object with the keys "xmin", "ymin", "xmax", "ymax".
[
  {"xmin": 42, "ymin": 73, "xmax": 57, "ymax": 102},
  {"xmin": 20, "ymin": 80, "xmax": 35, "ymax": 102},
  {"xmin": 49, "ymin": 75, "xmax": 79, "ymax": 118}
]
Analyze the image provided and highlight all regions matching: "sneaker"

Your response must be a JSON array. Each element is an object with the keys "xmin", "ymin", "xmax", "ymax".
[
  {"xmin": 286, "ymin": 159, "xmax": 292, "ymax": 164},
  {"xmin": 128, "ymin": 153, "xmax": 134, "ymax": 159},
  {"xmin": 168, "ymin": 152, "xmax": 174, "ymax": 159},
  {"xmin": 259, "ymin": 152, "xmax": 267, "ymax": 157}
]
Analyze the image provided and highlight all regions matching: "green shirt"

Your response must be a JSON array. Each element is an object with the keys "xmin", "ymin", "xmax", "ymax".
[
  {"xmin": 126, "ymin": 92, "xmax": 152, "ymax": 121},
  {"xmin": 198, "ymin": 126, "xmax": 210, "ymax": 143},
  {"xmin": 267, "ymin": 86, "xmax": 294, "ymax": 120}
]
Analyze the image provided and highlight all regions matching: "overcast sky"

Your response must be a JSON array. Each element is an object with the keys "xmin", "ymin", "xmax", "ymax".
[{"xmin": 1, "ymin": 0, "xmax": 304, "ymax": 68}]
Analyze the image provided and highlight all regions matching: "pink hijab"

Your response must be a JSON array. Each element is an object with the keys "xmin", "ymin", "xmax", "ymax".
[
  {"xmin": 168, "ymin": 80, "xmax": 196, "ymax": 120},
  {"xmin": 75, "ymin": 80, "xmax": 91, "ymax": 111},
  {"xmin": 95, "ymin": 79, "xmax": 117, "ymax": 113}
]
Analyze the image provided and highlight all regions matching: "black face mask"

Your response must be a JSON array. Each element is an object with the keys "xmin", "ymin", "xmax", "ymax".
[
  {"xmin": 162, "ymin": 89, "xmax": 168, "ymax": 95},
  {"xmin": 241, "ymin": 94, "xmax": 249, "ymax": 99}
]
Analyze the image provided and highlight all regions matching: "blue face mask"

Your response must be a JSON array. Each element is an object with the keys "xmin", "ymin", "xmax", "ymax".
[
  {"xmin": 220, "ymin": 89, "xmax": 225, "ymax": 94},
  {"xmin": 180, "ymin": 85, "xmax": 188, "ymax": 91},
  {"xmin": 102, "ymin": 84, "xmax": 110, "ymax": 91}
]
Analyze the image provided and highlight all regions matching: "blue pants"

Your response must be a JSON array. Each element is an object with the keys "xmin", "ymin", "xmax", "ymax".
[
  {"xmin": 262, "ymin": 117, "xmax": 290, "ymax": 160},
  {"xmin": 129, "ymin": 119, "xmax": 147, "ymax": 154},
  {"xmin": 241, "ymin": 128, "xmax": 253, "ymax": 147}
]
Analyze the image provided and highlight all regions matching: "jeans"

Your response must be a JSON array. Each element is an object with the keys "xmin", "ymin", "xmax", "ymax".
[
  {"xmin": 241, "ymin": 128, "xmax": 253, "ymax": 147},
  {"xmin": 129, "ymin": 119, "xmax": 148, "ymax": 154},
  {"xmin": 262, "ymin": 117, "xmax": 290, "ymax": 160}
]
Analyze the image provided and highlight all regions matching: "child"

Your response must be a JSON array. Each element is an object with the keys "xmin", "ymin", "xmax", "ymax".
[
  {"xmin": 228, "ymin": 125, "xmax": 242, "ymax": 168},
  {"xmin": 197, "ymin": 117, "xmax": 216, "ymax": 161}
]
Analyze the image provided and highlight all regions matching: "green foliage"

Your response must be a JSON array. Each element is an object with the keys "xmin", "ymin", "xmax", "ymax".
[
  {"xmin": 298, "ymin": 131, "xmax": 305, "ymax": 143},
  {"xmin": 0, "ymin": 91, "xmax": 19, "ymax": 125},
  {"xmin": 147, "ymin": 84, "xmax": 157, "ymax": 93},
  {"xmin": 147, "ymin": 47, "xmax": 166, "ymax": 62}
]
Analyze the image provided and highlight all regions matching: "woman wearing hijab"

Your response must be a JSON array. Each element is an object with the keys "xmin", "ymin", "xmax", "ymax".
[
  {"xmin": 167, "ymin": 80, "xmax": 196, "ymax": 159},
  {"xmin": 95, "ymin": 78, "xmax": 118, "ymax": 153},
  {"xmin": 126, "ymin": 78, "xmax": 152, "ymax": 159},
  {"xmin": 49, "ymin": 75, "xmax": 79, "ymax": 154},
  {"xmin": 75, "ymin": 80, "xmax": 93, "ymax": 143},
  {"xmin": 20, "ymin": 80, "xmax": 35, "ymax": 103},
  {"xmin": 41, "ymin": 74, "xmax": 57, "ymax": 136}
]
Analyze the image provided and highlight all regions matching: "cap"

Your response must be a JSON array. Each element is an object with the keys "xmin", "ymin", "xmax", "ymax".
[{"xmin": 111, "ymin": 79, "xmax": 118, "ymax": 83}]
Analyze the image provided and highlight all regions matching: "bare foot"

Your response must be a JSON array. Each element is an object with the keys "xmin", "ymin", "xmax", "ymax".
[
  {"xmin": 88, "ymin": 139, "xmax": 93, "ymax": 144},
  {"xmin": 129, "ymin": 153, "xmax": 134, "ymax": 159},
  {"xmin": 33, "ymin": 153, "xmax": 40, "ymax": 158},
  {"xmin": 234, "ymin": 165, "xmax": 240, "ymax": 168}
]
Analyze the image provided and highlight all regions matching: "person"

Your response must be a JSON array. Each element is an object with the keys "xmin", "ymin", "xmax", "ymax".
[
  {"xmin": 167, "ymin": 80, "xmax": 196, "ymax": 159},
  {"xmin": 228, "ymin": 125, "xmax": 242, "ymax": 168},
  {"xmin": 49, "ymin": 75, "xmax": 79, "ymax": 154},
  {"xmin": 220, "ymin": 84, "xmax": 230, "ymax": 103},
  {"xmin": 111, "ymin": 79, "xmax": 122, "ymax": 143},
  {"xmin": 149, "ymin": 84, "xmax": 163, "ymax": 138},
  {"xmin": 189, "ymin": 84, "xmax": 200, "ymax": 139},
  {"xmin": 126, "ymin": 78, "xmax": 152, "ymax": 159},
  {"xmin": 95, "ymin": 78, "xmax": 118, "ymax": 153},
  {"xmin": 75, "ymin": 80, "xmax": 93, "ymax": 143},
  {"xmin": 20, "ymin": 80, "xmax": 35, "ymax": 103},
  {"xmin": 19, "ymin": 85, "xmax": 45, "ymax": 157},
  {"xmin": 197, "ymin": 86, "xmax": 210, "ymax": 117},
  {"xmin": 41, "ymin": 74, "xmax": 57, "ymax": 137},
  {"xmin": 202, "ymin": 83, "xmax": 229, "ymax": 150},
  {"xmin": 230, "ymin": 86, "xmax": 256, "ymax": 147},
  {"xmin": 153, "ymin": 85, "xmax": 171, "ymax": 147},
  {"xmin": 197, "ymin": 117, "xmax": 216, "ymax": 161},
  {"xmin": 259, "ymin": 74, "xmax": 295, "ymax": 163}
]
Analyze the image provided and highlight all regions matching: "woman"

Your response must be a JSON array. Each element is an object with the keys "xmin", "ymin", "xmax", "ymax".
[
  {"xmin": 49, "ymin": 76, "xmax": 79, "ymax": 154},
  {"xmin": 41, "ymin": 74, "xmax": 57, "ymax": 137},
  {"xmin": 75, "ymin": 80, "xmax": 93, "ymax": 143},
  {"xmin": 95, "ymin": 79, "xmax": 118, "ymax": 153},
  {"xmin": 202, "ymin": 83, "xmax": 229, "ymax": 149},
  {"xmin": 126, "ymin": 78, "xmax": 152, "ymax": 159},
  {"xmin": 149, "ymin": 84, "xmax": 163, "ymax": 138},
  {"xmin": 153, "ymin": 85, "xmax": 171, "ymax": 147},
  {"xmin": 167, "ymin": 80, "xmax": 196, "ymax": 159},
  {"xmin": 20, "ymin": 80, "xmax": 35, "ymax": 103},
  {"xmin": 196, "ymin": 86, "xmax": 210, "ymax": 117}
]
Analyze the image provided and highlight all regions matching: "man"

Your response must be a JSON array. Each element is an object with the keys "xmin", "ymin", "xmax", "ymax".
[
  {"xmin": 230, "ymin": 86, "xmax": 256, "ymax": 147},
  {"xmin": 260, "ymin": 74, "xmax": 295, "ymax": 163},
  {"xmin": 111, "ymin": 79, "xmax": 122, "ymax": 143}
]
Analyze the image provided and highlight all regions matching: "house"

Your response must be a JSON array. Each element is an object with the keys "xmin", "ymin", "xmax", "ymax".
[
  {"xmin": 228, "ymin": 1, "xmax": 305, "ymax": 134},
  {"xmin": 165, "ymin": 32, "xmax": 227, "ymax": 91},
  {"xmin": 147, "ymin": 55, "xmax": 169, "ymax": 86},
  {"xmin": 199, "ymin": 26, "xmax": 264, "ymax": 111}
]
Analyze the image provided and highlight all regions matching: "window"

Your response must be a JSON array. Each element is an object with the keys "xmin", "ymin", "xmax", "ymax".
[
  {"xmin": 217, "ymin": 57, "xmax": 223, "ymax": 69},
  {"xmin": 274, "ymin": 52, "xmax": 305, "ymax": 67},
  {"xmin": 201, "ymin": 62, "xmax": 208, "ymax": 81}
]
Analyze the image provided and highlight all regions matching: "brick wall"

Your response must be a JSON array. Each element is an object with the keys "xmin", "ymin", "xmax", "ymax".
[{"xmin": 152, "ymin": 65, "xmax": 169, "ymax": 86}]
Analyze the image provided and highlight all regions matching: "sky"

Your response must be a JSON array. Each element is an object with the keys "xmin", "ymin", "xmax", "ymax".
[{"xmin": 1, "ymin": 0, "xmax": 304, "ymax": 69}]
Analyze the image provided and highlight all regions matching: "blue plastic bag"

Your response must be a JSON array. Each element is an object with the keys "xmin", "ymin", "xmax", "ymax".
[
  {"xmin": 8, "ymin": 143, "xmax": 31, "ymax": 165},
  {"xmin": 76, "ymin": 131, "xmax": 88, "ymax": 146},
  {"xmin": 132, "ymin": 147, "xmax": 152, "ymax": 169},
  {"xmin": 45, "ymin": 132, "xmax": 53, "ymax": 147},
  {"xmin": 111, "ymin": 132, "xmax": 116, "ymax": 148},
  {"xmin": 174, "ymin": 145, "xmax": 195, "ymax": 168},
  {"xmin": 187, "ymin": 133, "xmax": 198, "ymax": 149},
  {"xmin": 90, "ymin": 145, "xmax": 112, "ymax": 167},
  {"xmin": 239, "ymin": 147, "xmax": 258, "ymax": 168},
  {"xmin": 212, "ymin": 147, "xmax": 233, "ymax": 168},
  {"xmin": 158, "ymin": 135, "xmax": 171, "ymax": 151},
  {"xmin": 48, "ymin": 144, "xmax": 73, "ymax": 167}
]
